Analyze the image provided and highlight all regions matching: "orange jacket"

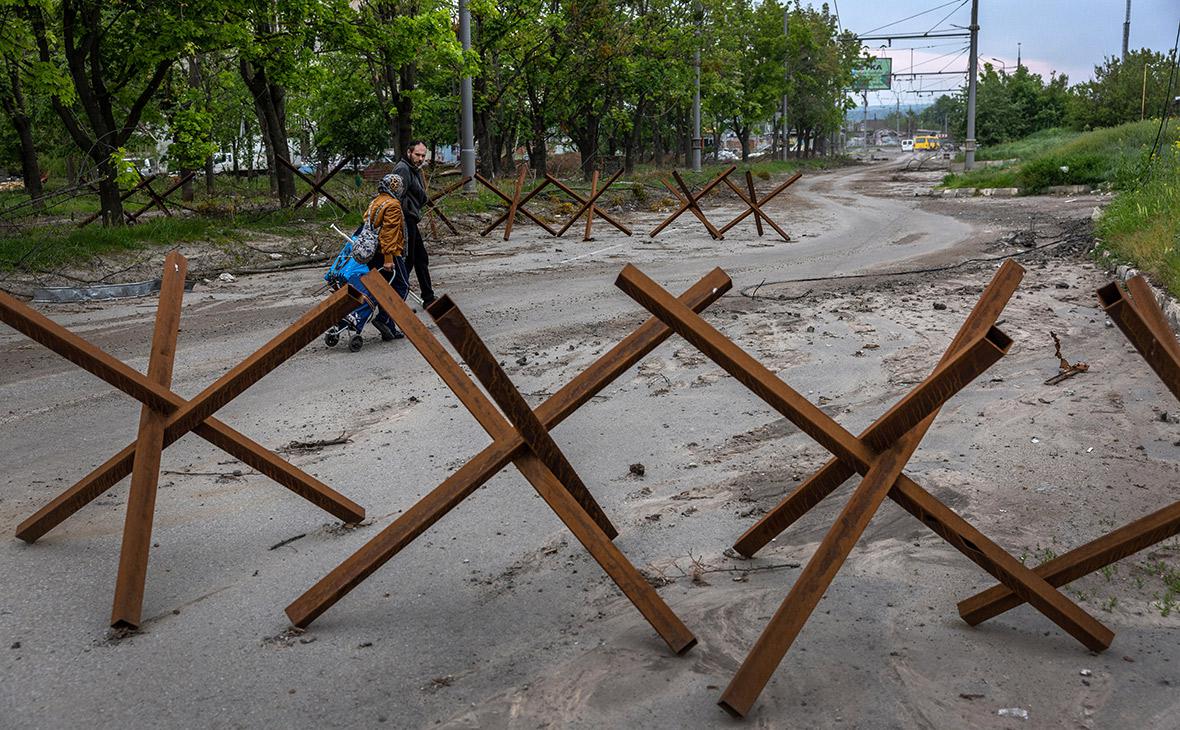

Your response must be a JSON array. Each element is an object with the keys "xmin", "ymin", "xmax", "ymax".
[{"xmin": 364, "ymin": 192, "xmax": 405, "ymax": 265}]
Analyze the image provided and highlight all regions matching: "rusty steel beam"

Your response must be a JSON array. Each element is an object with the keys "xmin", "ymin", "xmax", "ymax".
[
  {"xmin": 1124, "ymin": 277, "xmax": 1180, "ymax": 362},
  {"xmin": 284, "ymin": 269, "xmax": 730, "ymax": 629},
  {"xmin": 584, "ymin": 171, "xmax": 599, "ymax": 240},
  {"xmin": 956, "ymin": 279, "xmax": 1180, "ymax": 624},
  {"xmin": 428, "ymin": 295, "xmax": 617, "ymax": 538},
  {"xmin": 422, "ymin": 174, "xmax": 470, "ymax": 235},
  {"xmin": 292, "ymin": 157, "xmax": 350, "ymax": 210},
  {"xmin": 649, "ymin": 165, "xmax": 734, "ymax": 238},
  {"xmin": 125, "ymin": 173, "xmax": 196, "ymax": 224},
  {"xmin": 424, "ymin": 293, "xmax": 694, "ymax": 652},
  {"xmin": 6, "ymin": 287, "xmax": 365, "ymax": 542},
  {"xmin": 503, "ymin": 165, "xmax": 529, "ymax": 240},
  {"xmin": 734, "ymin": 260, "xmax": 1025, "ymax": 557},
  {"xmin": 544, "ymin": 174, "xmax": 632, "ymax": 236},
  {"xmin": 277, "ymin": 156, "xmax": 349, "ymax": 213},
  {"xmin": 287, "ymin": 272, "xmax": 696, "ymax": 653},
  {"xmin": 718, "ymin": 172, "xmax": 801, "ymax": 237},
  {"xmin": 110, "ymin": 253, "xmax": 186, "ymax": 628},
  {"xmin": 671, "ymin": 170, "xmax": 723, "ymax": 240},
  {"xmin": 959, "ymin": 501, "xmax": 1180, "ymax": 624},
  {"xmin": 555, "ymin": 168, "xmax": 627, "ymax": 238},
  {"xmin": 615, "ymin": 264, "xmax": 1115, "ymax": 716}
]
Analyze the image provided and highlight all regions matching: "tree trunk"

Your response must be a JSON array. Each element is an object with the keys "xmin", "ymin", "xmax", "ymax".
[
  {"xmin": 573, "ymin": 117, "xmax": 599, "ymax": 180},
  {"xmin": 241, "ymin": 59, "xmax": 295, "ymax": 205},
  {"xmin": 737, "ymin": 126, "xmax": 750, "ymax": 160},
  {"xmin": 396, "ymin": 62, "xmax": 415, "ymax": 157},
  {"xmin": 10, "ymin": 112, "xmax": 44, "ymax": 208},
  {"xmin": 96, "ymin": 159, "xmax": 123, "ymax": 226}
]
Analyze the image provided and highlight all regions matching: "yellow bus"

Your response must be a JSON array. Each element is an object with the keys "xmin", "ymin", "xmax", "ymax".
[{"xmin": 913, "ymin": 135, "xmax": 941, "ymax": 151}]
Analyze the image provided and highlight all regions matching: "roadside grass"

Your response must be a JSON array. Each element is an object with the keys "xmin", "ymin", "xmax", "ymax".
[
  {"xmin": 0, "ymin": 206, "xmax": 367, "ymax": 274},
  {"xmin": 942, "ymin": 119, "xmax": 1173, "ymax": 193},
  {"xmin": 1094, "ymin": 144, "xmax": 1180, "ymax": 297},
  {"xmin": 972, "ymin": 127, "xmax": 1082, "ymax": 162}
]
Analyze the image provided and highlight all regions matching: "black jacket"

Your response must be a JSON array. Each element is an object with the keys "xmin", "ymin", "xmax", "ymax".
[{"xmin": 393, "ymin": 158, "xmax": 427, "ymax": 222}]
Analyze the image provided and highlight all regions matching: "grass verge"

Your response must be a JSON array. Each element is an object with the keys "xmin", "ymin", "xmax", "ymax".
[
  {"xmin": 942, "ymin": 119, "xmax": 1175, "ymax": 193},
  {"xmin": 1094, "ymin": 144, "xmax": 1180, "ymax": 298}
]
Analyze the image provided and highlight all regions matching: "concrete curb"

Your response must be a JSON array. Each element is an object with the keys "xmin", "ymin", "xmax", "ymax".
[{"xmin": 1114, "ymin": 264, "xmax": 1180, "ymax": 333}]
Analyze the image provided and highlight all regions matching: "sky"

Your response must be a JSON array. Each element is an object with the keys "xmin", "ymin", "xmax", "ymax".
[{"xmin": 816, "ymin": 0, "xmax": 1179, "ymax": 106}]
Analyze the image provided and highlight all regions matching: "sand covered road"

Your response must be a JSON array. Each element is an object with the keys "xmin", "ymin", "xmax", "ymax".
[{"xmin": 1, "ymin": 159, "xmax": 1177, "ymax": 728}]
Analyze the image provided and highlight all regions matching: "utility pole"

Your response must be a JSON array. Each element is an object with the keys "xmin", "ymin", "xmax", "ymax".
[
  {"xmin": 458, "ymin": 0, "xmax": 475, "ymax": 191},
  {"xmin": 1017, "ymin": 42, "xmax": 1022, "ymax": 68},
  {"xmin": 692, "ymin": 2, "xmax": 702, "ymax": 171},
  {"xmin": 781, "ymin": 7, "xmax": 789, "ymax": 161},
  {"xmin": 1123, "ymin": 0, "xmax": 1131, "ymax": 61},
  {"xmin": 964, "ymin": 0, "xmax": 979, "ymax": 170}
]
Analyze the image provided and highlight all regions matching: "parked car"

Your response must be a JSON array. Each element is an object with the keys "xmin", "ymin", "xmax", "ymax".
[{"xmin": 901, "ymin": 139, "xmax": 914, "ymax": 152}]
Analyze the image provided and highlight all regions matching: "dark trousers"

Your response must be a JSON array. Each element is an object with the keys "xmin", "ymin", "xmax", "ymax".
[
  {"xmin": 403, "ymin": 217, "xmax": 435, "ymax": 303},
  {"xmin": 348, "ymin": 257, "xmax": 409, "ymax": 332}
]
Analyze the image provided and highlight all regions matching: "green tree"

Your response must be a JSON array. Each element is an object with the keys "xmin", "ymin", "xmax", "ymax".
[
  {"xmin": 1068, "ymin": 49, "xmax": 1174, "ymax": 130},
  {"xmin": 24, "ymin": 0, "xmax": 216, "ymax": 224}
]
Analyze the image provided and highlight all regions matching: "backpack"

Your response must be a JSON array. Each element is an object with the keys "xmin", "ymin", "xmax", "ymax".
[{"xmin": 352, "ymin": 199, "xmax": 390, "ymax": 264}]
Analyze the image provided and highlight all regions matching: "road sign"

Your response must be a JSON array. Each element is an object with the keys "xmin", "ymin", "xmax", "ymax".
[{"xmin": 851, "ymin": 58, "xmax": 892, "ymax": 91}]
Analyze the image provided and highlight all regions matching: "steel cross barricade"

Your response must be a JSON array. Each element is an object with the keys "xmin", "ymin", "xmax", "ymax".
[
  {"xmin": 0, "ymin": 252, "xmax": 366, "ymax": 628},
  {"xmin": 475, "ymin": 167, "xmax": 557, "ymax": 240},
  {"xmin": 718, "ymin": 171, "xmax": 801, "ymax": 241},
  {"xmin": 276, "ymin": 156, "xmax": 351, "ymax": 213},
  {"xmin": 958, "ymin": 275, "xmax": 1180, "ymax": 626},
  {"xmin": 649, "ymin": 166, "xmax": 735, "ymax": 240},
  {"xmin": 286, "ymin": 269, "xmax": 734, "ymax": 651},
  {"xmin": 545, "ymin": 169, "xmax": 633, "ymax": 240},
  {"xmin": 79, "ymin": 173, "xmax": 159, "ymax": 227},
  {"xmin": 614, "ymin": 263, "xmax": 1115, "ymax": 718},
  {"xmin": 422, "ymin": 173, "xmax": 472, "ymax": 237}
]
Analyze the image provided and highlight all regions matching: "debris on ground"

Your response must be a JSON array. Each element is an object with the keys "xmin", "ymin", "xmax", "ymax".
[
  {"xmin": 629, "ymin": 462, "xmax": 646, "ymax": 477},
  {"xmin": 1045, "ymin": 331, "xmax": 1090, "ymax": 385},
  {"xmin": 280, "ymin": 431, "xmax": 352, "ymax": 454},
  {"xmin": 269, "ymin": 533, "xmax": 307, "ymax": 551},
  {"xmin": 218, "ymin": 272, "xmax": 236, "ymax": 283}
]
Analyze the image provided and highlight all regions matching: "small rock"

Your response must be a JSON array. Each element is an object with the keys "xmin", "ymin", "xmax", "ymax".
[
  {"xmin": 358, "ymin": 641, "xmax": 373, "ymax": 648},
  {"xmin": 268, "ymin": 252, "xmax": 284, "ymax": 260},
  {"xmin": 1079, "ymin": 669, "xmax": 1092, "ymax": 677},
  {"xmin": 997, "ymin": 707, "xmax": 1029, "ymax": 720},
  {"xmin": 1055, "ymin": 282, "xmax": 1069, "ymax": 289},
  {"xmin": 932, "ymin": 302, "xmax": 947, "ymax": 311},
  {"xmin": 10, "ymin": 641, "xmax": 19, "ymax": 649},
  {"xmin": 515, "ymin": 355, "xmax": 528, "ymax": 366},
  {"xmin": 628, "ymin": 462, "xmax": 645, "ymax": 477},
  {"xmin": 218, "ymin": 272, "xmax": 236, "ymax": 283}
]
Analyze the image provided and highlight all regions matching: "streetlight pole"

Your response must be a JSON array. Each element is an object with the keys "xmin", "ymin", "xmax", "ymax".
[
  {"xmin": 781, "ymin": 7, "xmax": 789, "ymax": 161},
  {"xmin": 964, "ymin": 0, "xmax": 979, "ymax": 170},
  {"xmin": 1123, "ymin": 0, "xmax": 1132, "ymax": 61},
  {"xmin": 990, "ymin": 57, "xmax": 1007, "ymax": 74},
  {"xmin": 692, "ymin": 2, "xmax": 702, "ymax": 171},
  {"xmin": 458, "ymin": 0, "xmax": 475, "ymax": 191}
]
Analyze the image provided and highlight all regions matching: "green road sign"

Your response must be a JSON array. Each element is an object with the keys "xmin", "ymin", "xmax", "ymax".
[{"xmin": 851, "ymin": 58, "xmax": 892, "ymax": 91}]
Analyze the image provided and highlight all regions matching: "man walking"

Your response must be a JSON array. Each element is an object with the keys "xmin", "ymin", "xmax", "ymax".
[{"xmin": 393, "ymin": 140, "xmax": 436, "ymax": 306}]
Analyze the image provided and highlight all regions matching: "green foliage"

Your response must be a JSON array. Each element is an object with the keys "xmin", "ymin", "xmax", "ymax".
[
  {"xmin": 1096, "ymin": 142, "xmax": 1180, "ymax": 298},
  {"xmin": 166, "ymin": 89, "xmax": 217, "ymax": 171},
  {"xmin": 109, "ymin": 149, "xmax": 141, "ymax": 188},
  {"xmin": 1068, "ymin": 49, "xmax": 1176, "ymax": 130},
  {"xmin": 964, "ymin": 63, "xmax": 1070, "ymax": 146}
]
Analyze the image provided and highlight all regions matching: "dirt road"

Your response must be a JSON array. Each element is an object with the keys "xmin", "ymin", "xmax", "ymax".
[{"xmin": 2, "ymin": 158, "xmax": 1177, "ymax": 728}]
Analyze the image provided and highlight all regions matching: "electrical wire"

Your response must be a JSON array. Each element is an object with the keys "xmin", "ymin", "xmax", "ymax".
[
  {"xmin": 924, "ymin": 0, "xmax": 969, "ymax": 36},
  {"xmin": 860, "ymin": 0, "xmax": 962, "ymax": 37},
  {"xmin": 1147, "ymin": 18, "xmax": 1180, "ymax": 164}
]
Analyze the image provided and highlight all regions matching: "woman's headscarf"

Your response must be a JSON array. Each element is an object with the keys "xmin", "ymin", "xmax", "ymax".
[{"xmin": 378, "ymin": 173, "xmax": 404, "ymax": 198}]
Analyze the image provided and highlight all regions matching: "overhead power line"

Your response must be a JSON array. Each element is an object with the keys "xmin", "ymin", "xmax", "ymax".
[{"xmin": 860, "ymin": 0, "xmax": 962, "ymax": 36}]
